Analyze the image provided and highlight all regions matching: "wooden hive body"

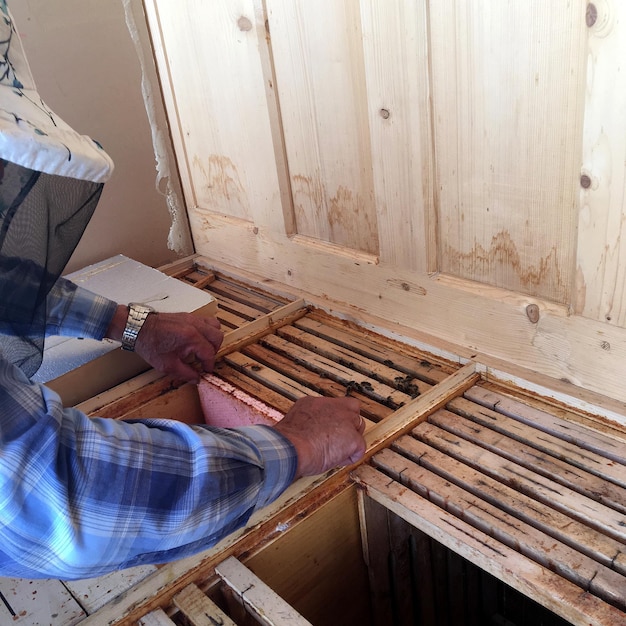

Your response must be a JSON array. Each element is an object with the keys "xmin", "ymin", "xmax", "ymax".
[{"xmin": 5, "ymin": 3, "xmax": 626, "ymax": 625}]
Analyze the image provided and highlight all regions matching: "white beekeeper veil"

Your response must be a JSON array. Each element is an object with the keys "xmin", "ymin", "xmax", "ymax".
[{"xmin": 0, "ymin": 3, "xmax": 114, "ymax": 376}]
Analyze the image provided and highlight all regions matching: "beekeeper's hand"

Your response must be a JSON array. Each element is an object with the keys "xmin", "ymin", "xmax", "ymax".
[
  {"xmin": 274, "ymin": 396, "xmax": 366, "ymax": 477},
  {"xmin": 106, "ymin": 305, "xmax": 223, "ymax": 383}
]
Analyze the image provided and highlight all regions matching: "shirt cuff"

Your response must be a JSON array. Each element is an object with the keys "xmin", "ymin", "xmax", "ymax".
[
  {"xmin": 236, "ymin": 425, "xmax": 298, "ymax": 508},
  {"xmin": 46, "ymin": 278, "xmax": 117, "ymax": 339}
]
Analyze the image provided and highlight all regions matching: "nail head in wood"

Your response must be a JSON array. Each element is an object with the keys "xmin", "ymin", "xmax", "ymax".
[
  {"xmin": 526, "ymin": 304, "xmax": 540, "ymax": 324},
  {"xmin": 580, "ymin": 174, "xmax": 592, "ymax": 189},
  {"xmin": 380, "ymin": 109, "xmax": 390, "ymax": 119}
]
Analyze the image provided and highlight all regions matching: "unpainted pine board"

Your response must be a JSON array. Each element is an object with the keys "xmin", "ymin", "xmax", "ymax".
[
  {"xmin": 276, "ymin": 324, "xmax": 432, "ymax": 397},
  {"xmin": 144, "ymin": 0, "xmax": 287, "ymax": 232},
  {"xmin": 64, "ymin": 565, "xmax": 158, "ymax": 614},
  {"xmin": 242, "ymin": 343, "xmax": 392, "ymax": 422},
  {"xmin": 432, "ymin": 408, "xmax": 626, "ymax": 512},
  {"xmin": 296, "ymin": 314, "xmax": 453, "ymax": 383},
  {"xmin": 358, "ymin": 0, "xmax": 433, "ymax": 271},
  {"xmin": 464, "ymin": 386, "xmax": 626, "ymax": 462},
  {"xmin": 215, "ymin": 557, "xmax": 313, "ymax": 625},
  {"xmin": 246, "ymin": 487, "xmax": 370, "ymax": 626},
  {"xmin": 215, "ymin": 300, "xmax": 309, "ymax": 361},
  {"xmin": 430, "ymin": 0, "xmax": 586, "ymax": 302},
  {"xmin": 449, "ymin": 395, "xmax": 626, "ymax": 488},
  {"xmin": 395, "ymin": 434, "xmax": 626, "ymax": 576},
  {"xmin": 173, "ymin": 583, "xmax": 237, "ymax": 626},
  {"xmin": 0, "ymin": 577, "xmax": 86, "ymax": 625},
  {"xmin": 188, "ymin": 211, "xmax": 626, "ymax": 410},
  {"xmin": 260, "ymin": 334, "xmax": 412, "ymax": 408},
  {"xmin": 157, "ymin": 255, "xmax": 201, "ymax": 279},
  {"xmin": 138, "ymin": 608, "xmax": 176, "ymax": 625},
  {"xmin": 351, "ymin": 464, "xmax": 626, "ymax": 626},
  {"xmin": 414, "ymin": 421, "xmax": 626, "ymax": 543},
  {"xmin": 373, "ymin": 447, "xmax": 626, "ymax": 609},
  {"xmin": 267, "ymin": 0, "xmax": 379, "ymax": 255},
  {"xmin": 576, "ymin": 1, "xmax": 626, "ymax": 324},
  {"xmin": 46, "ymin": 349, "xmax": 151, "ymax": 409},
  {"xmin": 187, "ymin": 275, "xmax": 218, "ymax": 292}
]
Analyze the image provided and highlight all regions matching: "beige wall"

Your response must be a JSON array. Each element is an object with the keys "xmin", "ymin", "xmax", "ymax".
[{"xmin": 12, "ymin": 0, "xmax": 193, "ymax": 272}]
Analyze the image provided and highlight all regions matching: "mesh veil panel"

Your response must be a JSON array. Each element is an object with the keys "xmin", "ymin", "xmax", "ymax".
[{"xmin": 0, "ymin": 160, "xmax": 103, "ymax": 376}]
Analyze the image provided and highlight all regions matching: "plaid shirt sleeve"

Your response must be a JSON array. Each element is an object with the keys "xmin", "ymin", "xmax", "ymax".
[
  {"xmin": 45, "ymin": 276, "xmax": 118, "ymax": 340},
  {"xmin": 0, "ymin": 358, "xmax": 298, "ymax": 580}
]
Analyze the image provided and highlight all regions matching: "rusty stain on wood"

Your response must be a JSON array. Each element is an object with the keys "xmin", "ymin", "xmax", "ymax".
[
  {"xmin": 291, "ymin": 175, "xmax": 378, "ymax": 254},
  {"xmin": 443, "ymin": 230, "xmax": 567, "ymax": 300},
  {"xmin": 192, "ymin": 155, "xmax": 250, "ymax": 216}
]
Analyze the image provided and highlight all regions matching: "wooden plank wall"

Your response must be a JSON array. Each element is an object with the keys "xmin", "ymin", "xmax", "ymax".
[{"xmin": 143, "ymin": 2, "xmax": 626, "ymax": 405}]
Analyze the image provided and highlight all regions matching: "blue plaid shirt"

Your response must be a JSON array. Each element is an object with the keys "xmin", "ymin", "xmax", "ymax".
[{"xmin": 0, "ymin": 278, "xmax": 297, "ymax": 579}]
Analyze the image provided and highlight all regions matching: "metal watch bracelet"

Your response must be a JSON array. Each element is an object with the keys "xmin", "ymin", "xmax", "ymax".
[{"xmin": 121, "ymin": 302, "xmax": 156, "ymax": 352}]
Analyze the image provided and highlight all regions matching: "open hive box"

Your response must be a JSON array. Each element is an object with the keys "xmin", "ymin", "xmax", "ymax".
[
  {"xmin": 6, "ymin": 2, "xmax": 626, "ymax": 625},
  {"xmin": 1, "ymin": 258, "xmax": 621, "ymax": 626}
]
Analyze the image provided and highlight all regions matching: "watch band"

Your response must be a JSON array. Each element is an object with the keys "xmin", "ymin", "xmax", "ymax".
[{"xmin": 121, "ymin": 303, "xmax": 156, "ymax": 352}]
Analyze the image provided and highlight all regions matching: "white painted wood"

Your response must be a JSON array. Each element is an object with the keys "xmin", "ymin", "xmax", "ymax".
[
  {"xmin": 576, "ymin": 0, "xmax": 626, "ymax": 323},
  {"xmin": 64, "ymin": 565, "xmax": 158, "ymax": 613},
  {"xmin": 0, "ymin": 577, "xmax": 85, "ymax": 625},
  {"xmin": 215, "ymin": 556, "xmax": 312, "ymax": 625},
  {"xmin": 138, "ymin": 608, "xmax": 177, "ymax": 625},
  {"xmin": 429, "ymin": 0, "xmax": 586, "ymax": 302}
]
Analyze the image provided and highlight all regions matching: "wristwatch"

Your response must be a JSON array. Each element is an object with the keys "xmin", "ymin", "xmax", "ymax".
[{"xmin": 121, "ymin": 303, "xmax": 156, "ymax": 352}]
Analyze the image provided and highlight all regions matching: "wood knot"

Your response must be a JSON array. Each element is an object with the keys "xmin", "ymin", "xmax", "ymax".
[
  {"xmin": 237, "ymin": 16, "xmax": 253, "ymax": 31},
  {"xmin": 586, "ymin": 3, "xmax": 598, "ymax": 27},
  {"xmin": 525, "ymin": 304, "xmax": 540, "ymax": 324}
]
